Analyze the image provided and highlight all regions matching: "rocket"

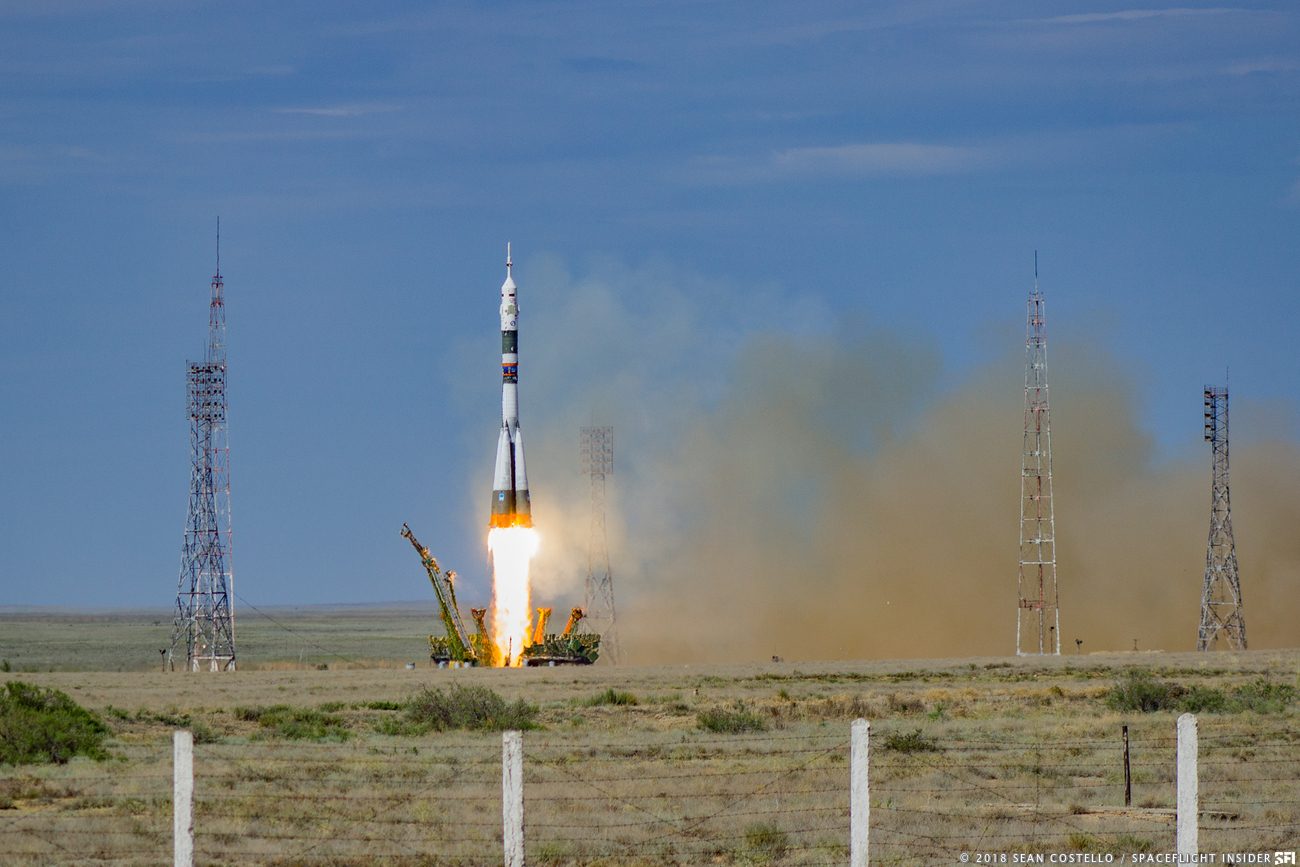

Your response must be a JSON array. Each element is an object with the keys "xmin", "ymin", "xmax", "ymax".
[{"xmin": 490, "ymin": 244, "xmax": 532, "ymax": 529}]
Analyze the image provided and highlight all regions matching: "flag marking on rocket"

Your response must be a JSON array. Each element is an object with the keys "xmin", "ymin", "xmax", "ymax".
[{"xmin": 491, "ymin": 244, "xmax": 532, "ymax": 529}]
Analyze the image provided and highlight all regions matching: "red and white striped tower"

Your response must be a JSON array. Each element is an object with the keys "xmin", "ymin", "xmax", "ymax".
[
  {"xmin": 1017, "ymin": 255, "xmax": 1061, "ymax": 656},
  {"xmin": 169, "ymin": 220, "xmax": 236, "ymax": 671}
]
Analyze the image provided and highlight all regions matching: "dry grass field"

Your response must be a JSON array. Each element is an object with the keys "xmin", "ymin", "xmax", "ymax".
[{"xmin": 0, "ymin": 609, "xmax": 1296, "ymax": 865}]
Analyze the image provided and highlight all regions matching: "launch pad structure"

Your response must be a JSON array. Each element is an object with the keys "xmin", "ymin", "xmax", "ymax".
[
  {"xmin": 398, "ymin": 245, "xmax": 601, "ymax": 668},
  {"xmin": 169, "ymin": 224, "xmax": 236, "ymax": 672},
  {"xmin": 401, "ymin": 523, "xmax": 600, "ymax": 667},
  {"xmin": 1016, "ymin": 256, "xmax": 1061, "ymax": 656},
  {"xmin": 1197, "ymin": 384, "xmax": 1246, "ymax": 650}
]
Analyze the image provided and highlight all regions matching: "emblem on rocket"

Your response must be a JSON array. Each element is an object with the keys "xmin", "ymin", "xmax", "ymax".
[{"xmin": 490, "ymin": 244, "xmax": 532, "ymax": 529}]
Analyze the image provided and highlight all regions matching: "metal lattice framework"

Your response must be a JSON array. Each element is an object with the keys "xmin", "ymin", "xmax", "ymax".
[
  {"xmin": 1017, "ymin": 263, "xmax": 1060, "ymax": 656},
  {"xmin": 169, "ymin": 229, "xmax": 236, "ymax": 671},
  {"xmin": 1197, "ymin": 385, "xmax": 1246, "ymax": 651},
  {"xmin": 581, "ymin": 425, "xmax": 619, "ymax": 663}
]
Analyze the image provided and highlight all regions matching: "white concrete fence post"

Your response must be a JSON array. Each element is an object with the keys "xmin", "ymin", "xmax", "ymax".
[
  {"xmin": 851, "ymin": 718, "xmax": 870, "ymax": 867},
  {"xmin": 503, "ymin": 730, "xmax": 525, "ymax": 867},
  {"xmin": 1176, "ymin": 712, "xmax": 1198, "ymax": 856},
  {"xmin": 173, "ymin": 729, "xmax": 194, "ymax": 867}
]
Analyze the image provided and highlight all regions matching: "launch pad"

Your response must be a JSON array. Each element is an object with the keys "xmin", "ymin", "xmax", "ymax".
[
  {"xmin": 401, "ymin": 523, "xmax": 600, "ymax": 667},
  {"xmin": 395, "ymin": 249, "xmax": 601, "ymax": 668}
]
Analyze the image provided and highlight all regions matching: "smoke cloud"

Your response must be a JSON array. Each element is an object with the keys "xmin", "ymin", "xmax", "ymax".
[{"xmin": 461, "ymin": 255, "xmax": 1300, "ymax": 663}]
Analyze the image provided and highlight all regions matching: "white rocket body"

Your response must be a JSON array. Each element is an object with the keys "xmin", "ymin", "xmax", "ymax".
[{"xmin": 490, "ymin": 246, "xmax": 531, "ymax": 528}]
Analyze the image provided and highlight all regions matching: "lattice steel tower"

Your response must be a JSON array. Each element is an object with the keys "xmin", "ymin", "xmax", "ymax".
[
  {"xmin": 1197, "ymin": 385, "xmax": 1246, "ymax": 650},
  {"xmin": 581, "ymin": 425, "xmax": 620, "ymax": 663},
  {"xmin": 1017, "ymin": 257, "xmax": 1060, "ymax": 655},
  {"xmin": 169, "ymin": 225, "xmax": 236, "ymax": 671}
]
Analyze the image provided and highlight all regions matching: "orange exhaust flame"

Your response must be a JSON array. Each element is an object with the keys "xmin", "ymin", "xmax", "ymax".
[
  {"xmin": 487, "ymin": 525, "xmax": 539, "ymax": 666},
  {"xmin": 489, "ymin": 513, "xmax": 533, "ymax": 529}
]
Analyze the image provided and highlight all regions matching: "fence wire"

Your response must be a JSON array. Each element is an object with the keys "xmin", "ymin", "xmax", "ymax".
[{"xmin": 0, "ymin": 721, "xmax": 1295, "ymax": 864}]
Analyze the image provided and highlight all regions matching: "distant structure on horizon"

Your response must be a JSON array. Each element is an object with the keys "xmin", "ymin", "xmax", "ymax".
[
  {"xmin": 168, "ymin": 222, "xmax": 236, "ymax": 672},
  {"xmin": 1017, "ymin": 256, "xmax": 1061, "ymax": 656},
  {"xmin": 1197, "ymin": 384, "xmax": 1246, "ymax": 650},
  {"xmin": 581, "ymin": 425, "xmax": 620, "ymax": 663}
]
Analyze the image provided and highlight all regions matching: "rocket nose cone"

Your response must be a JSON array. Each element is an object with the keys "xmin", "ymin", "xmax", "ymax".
[{"xmin": 502, "ymin": 246, "xmax": 517, "ymax": 293}]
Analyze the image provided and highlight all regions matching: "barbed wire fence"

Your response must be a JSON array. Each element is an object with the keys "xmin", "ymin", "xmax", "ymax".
[
  {"xmin": 523, "ymin": 730, "xmax": 852, "ymax": 863},
  {"xmin": 0, "ymin": 716, "xmax": 1295, "ymax": 864}
]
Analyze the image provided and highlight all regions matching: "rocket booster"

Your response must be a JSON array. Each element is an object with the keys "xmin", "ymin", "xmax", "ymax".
[{"xmin": 490, "ymin": 244, "xmax": 532, "ymax": 529}]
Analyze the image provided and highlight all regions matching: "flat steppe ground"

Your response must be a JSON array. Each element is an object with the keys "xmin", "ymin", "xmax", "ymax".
[{"xmin": 1, "ymin": 608, "xmax": 1296, "ymax": 865}]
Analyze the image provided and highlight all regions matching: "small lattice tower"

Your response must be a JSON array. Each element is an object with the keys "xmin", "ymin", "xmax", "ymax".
[
  {"xmin": 1017, "ymin": 256, "xmax": 1061, "ymax": 655},
  {"xmin": 1197, "ymin": 385, "xmax": 1246, "ymax": 650},
  {"xmin": 581, "ymin": 425, "xmax": 619, "ymax": 663},
  {"xmin": 169, "ymin": 223, "xmax": 236, "ymax": 671}
]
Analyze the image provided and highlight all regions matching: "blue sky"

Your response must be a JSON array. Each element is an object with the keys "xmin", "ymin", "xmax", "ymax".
[{"xmin": 1, "ymin": 2, "xmax": 1298, "ymax": 638}]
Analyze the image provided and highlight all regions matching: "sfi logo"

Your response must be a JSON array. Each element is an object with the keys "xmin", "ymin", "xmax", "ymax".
[{"xmin": 1276, "ymin": 853, "xmax": 1297, "ymax": 865}]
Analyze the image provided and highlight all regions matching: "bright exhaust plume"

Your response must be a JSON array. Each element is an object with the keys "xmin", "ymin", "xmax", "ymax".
[{"xmin": 488, "ymin": 526, "xmax": 539, "ymax": 666}]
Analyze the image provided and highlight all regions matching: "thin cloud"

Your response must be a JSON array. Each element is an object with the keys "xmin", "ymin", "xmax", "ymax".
[
  {"xmin": 687, "ymin": 141, "xmax": 992, "ymax": 183},
  {"xmin": 683, "ymin": 122, "xmax": 1192, "ymax": 186},
  {"xmin": 774, "ymin": 142, "xmax": 984, "ymax": 175},
  {"xmin": 1035, "ymin": 7, "xmax": 1242, "ymax": 25},
  {"xmin": 691, "ymin": 141, "xmax": 993, "ymax": 184},
  {"xmin": 169, "ymin": 128, "xmax": 377, "ymax": 144},
  {"xmin": 1223, "ymin": 58, "xmax": 1300, "ymax": 76},
  {"xmin": 184, "ymin": 66, "xmax": 298, "ymax": 84},
  {"xmin": 273, "ymin": 103, "xmax": 401, "ymax": 118},
  {"xmin": 0, "ymin": 143, "xmax": 106, "ymax": 163}
]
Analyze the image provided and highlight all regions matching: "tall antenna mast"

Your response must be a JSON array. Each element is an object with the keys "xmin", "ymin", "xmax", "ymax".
[
  {"xmin": 1017, "ymin": 253, "xmax": 1061, "ymax": 655},
  {"xmin": 209, "ymin": 216, "xmax": 225, "ymax": 361},
  {"xmin": 1197, "ymin": 384, "xmax": 1246, "ymax": 650},
  {"xmin": 581, "ymin": 425, "xmax": 620, "ymax": 663},
  {"xmin": 169, "ymin": 222, "xmax": 237, "ymax": 671}
]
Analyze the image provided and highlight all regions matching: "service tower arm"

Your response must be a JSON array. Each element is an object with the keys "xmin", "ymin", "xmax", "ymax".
[{"xmin": 400, "ymin": 523, "xmax": 476, "ymax": 663}]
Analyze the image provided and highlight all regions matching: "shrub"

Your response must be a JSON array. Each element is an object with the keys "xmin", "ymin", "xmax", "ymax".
[
  {"xmin": 240, "ymin": 705, "xmax": 350, "ymax": 741},
  {"xmin": 1111, "ymin": 833, "xmax": 1157, "ymax": 854},
  {"xmin": 233, "ymin": 706, "xmax": 260, "ymax": 722},
  {"xmin": 1178, "ymin": 685, "xmax": 1228, "ymax": 713},
  {"xmin": 374, "ymin": 716, "xmax": 424, "ymax": 737},
  {"xmin": 1106, "ymin": 671, "xmax": 1183, "ymax": 712},
  {"xmin": 1107, "ymin": 671, "xmax": 1295, "ymax": 714},
  {"xmin": 744, "ymin": 822, "xmax": 790, "ymax": 860},
  {"xmin": 534, "ymin": 840, "xmax": 575, "ymax": 864},
  {"xmin": 882, "ymin": 729, "xmax": 940, "ymax": 753},
  {"xmin": 0, "ymin": 681, "xmax": 109, "ymax": 765},
  {"xmin": 359, "ymin": 700, "xmax": 404, "ymax": 711},
  {"xmin": 405, "ymin": 685, "xmax": 538, "ymax": 732},
  {"xmin": 1067, "ymin": 833, "xmax": 1100, "ymax": 852},
  {"xmin": 1230, "ymin": 679, "xmax": 1296, "ymax": 713},
  {"xmin": 188, "ymin": 720, "xmax": 221, "ymax": 744},
  {"xmin": 581, "ymin": 688, "xmax": 638, "ymax": 707},
  {"xmin": 148, "ymin": 709, "xmax": 194, "ymax": 728},
  {"xmin": 696, "ymin": 703, "xmax": 768, "ymax": 734}
]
